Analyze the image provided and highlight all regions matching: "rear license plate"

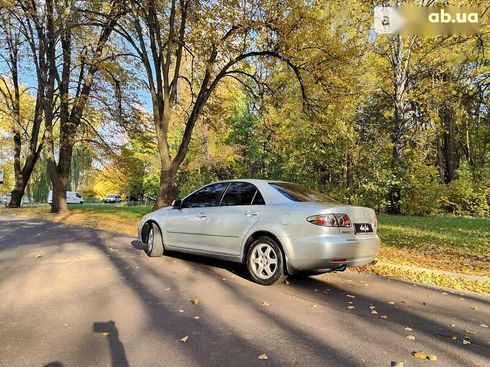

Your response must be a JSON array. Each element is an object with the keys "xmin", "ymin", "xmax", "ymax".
[{"xmin": 354, "ymin": 223, "xmax": 373, "ymax": 234}]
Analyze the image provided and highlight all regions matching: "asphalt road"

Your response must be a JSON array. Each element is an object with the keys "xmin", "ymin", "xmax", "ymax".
[{"xmin": 0, "ymin": 216, "xmax": 489, "ymax": 367}]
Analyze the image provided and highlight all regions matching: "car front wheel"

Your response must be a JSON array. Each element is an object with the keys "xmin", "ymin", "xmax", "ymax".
[
  {"xmin": 246, "ymin": 236, "xmax": 286, "ymax": 285},
  {"xmin": 144, "ymin": 222, "xmax": 164, "ymax": 257}
]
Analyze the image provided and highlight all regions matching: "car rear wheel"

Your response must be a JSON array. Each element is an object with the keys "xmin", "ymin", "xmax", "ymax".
[
  {"xmin": 246, "ymin": 236, "xmax": 286, "ymax": 285},
  {"xmin": 144, "ymin": 222, "xmax": 164, "ymax": 257}
]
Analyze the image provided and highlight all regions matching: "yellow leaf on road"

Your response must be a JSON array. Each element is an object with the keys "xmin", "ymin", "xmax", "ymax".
[
  {"xmin": 428, "ymin": 355, "xmax": 437, "ymax": 361},
  {"xmin": 192, "ymin": 298, "xmax": 199, "ymax": 305},
  {"xmin": 412, "ymin": 352, "xmax": 426, "ymax": 359},
  {"xmin": 262, "ymin": 301, "xmax": 270, "ymax": 306},
  {"xmin": 371, "ymin": 310, "xmax": 378, "ymax": 315},
  {"xmin": 464, "ymin": 329, "xmax": 476, "ymax": 335},
  {"xmin": 451, "ymin": 336, "xmax": 457, "ymax": 341},
  {"xmin": 102, "ymin": 332, "xmax": 110, "ymax": 336},
  {"xmin": 406, "ymin": 335, "xmax": 415, "ymax": 340},
  {"xmin": 463, "ymin": 339, "xmax": 471, "ymax": 345},
  {"xmin": 391, "ymin": 362, "xmax": 404, "ymax": 367},
  {"xmin": 258, "ymin": 354, "xmax": 268, "ymax": 360},
  {"xmin": 387, "ymin": 301, "xmax": 395, "ymax": 304},
  {"xmin": 180, "ymin": 335, "xmax": 189, "ymax": 342},
  {"xmin": 404, "ymin": 327, "xmax": 413, "ymax": 331},
  {"xmin": 380, "ymin": 315, "xmax": 388, "ymax": 319},
  {"xmin": 480, "ymin": 323, "xmax": 488, "ymax": 328}
]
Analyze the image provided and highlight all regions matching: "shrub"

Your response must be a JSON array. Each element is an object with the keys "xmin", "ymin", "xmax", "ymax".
[{"xmin": 441, "ymin": 162, "xmax": 489, "ymax": 217}]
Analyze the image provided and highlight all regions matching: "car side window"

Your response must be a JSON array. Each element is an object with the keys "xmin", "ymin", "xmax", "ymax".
[
  {"xmin": 76, "ymin": 193, "xmax": 81, "ymax": 198},
  {"xmin": 182, "ymin": 183, "xmax": 228, "ymax": 208},
  {"xmin": 220, "ymin": 182, "xmax": 265, "ymax": 206}
]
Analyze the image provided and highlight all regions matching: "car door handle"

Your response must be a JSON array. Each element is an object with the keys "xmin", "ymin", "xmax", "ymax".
[
  {"xmin": 197, "ymin": 213, "xmax": 207, "ymax": 219},
  {"xmin": 244, "ymin": 211, "xmax": 259, "ymax": 217}
]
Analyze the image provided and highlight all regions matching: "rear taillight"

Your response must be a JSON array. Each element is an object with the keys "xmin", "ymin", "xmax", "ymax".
[
  {"xmin": 306, "ymin": 213, "xmax": 352, "ymax": 227},
  {"xmin": 334, "ymin": 214, "xmax": 351, "ymax": 227}
]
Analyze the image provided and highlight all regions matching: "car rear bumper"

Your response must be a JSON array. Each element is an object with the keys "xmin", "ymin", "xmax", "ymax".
[{"xmin": 282, "ymin": 235, "xmax": 381, "ymax": 273}]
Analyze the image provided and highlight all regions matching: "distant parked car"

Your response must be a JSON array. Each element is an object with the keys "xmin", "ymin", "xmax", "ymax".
[
  {"xmin": 138, "ymin": 179, "xmax": 381, "ymax": 285},
  {"xmin": 48, "ymin": 191, "xmax": 83, "ymax": 204},
  {"xmin": 104, "ymin": 194, "xmax": 121, "ymax": 204}
]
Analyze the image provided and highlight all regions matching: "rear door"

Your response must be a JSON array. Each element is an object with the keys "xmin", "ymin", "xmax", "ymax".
[
  {"xmin": 165, "ymin": 182, "xmax": 228, "ymax": 250},
  {"xmin": 201, "ymin": 182, "xmax": 265, "ymax": 256}
]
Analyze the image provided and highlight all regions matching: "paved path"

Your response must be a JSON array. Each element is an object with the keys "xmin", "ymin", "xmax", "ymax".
[{"xmin": 0, "ymin": 216, "xmax": 489, "ymax": 366}]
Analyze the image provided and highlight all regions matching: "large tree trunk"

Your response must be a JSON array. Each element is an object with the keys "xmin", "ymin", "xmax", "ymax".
[
  {"xmin": 155, "ymin": 167, "xmax": 177, "ymax": 208},
  {"xmin": 8, "ymin": 157, "xmax": 38, "ymax": 208}
]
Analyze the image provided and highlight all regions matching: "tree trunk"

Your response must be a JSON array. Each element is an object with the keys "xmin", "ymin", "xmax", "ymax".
[
  {"xmin": 441, "ymin": 104, "xmax": 458, "ymax": 183},
  {"xmin": 8, "ymin": 157, "xmax": 37, "ymax": 208},
  {"xmin": 155, "ymin": 168, "xmax": 177, "ymax": 209}
]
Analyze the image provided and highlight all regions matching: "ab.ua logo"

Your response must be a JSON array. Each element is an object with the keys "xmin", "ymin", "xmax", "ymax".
[{"xmin": 428, "ymin": 9, "xmax": 479, "ymax": 24}]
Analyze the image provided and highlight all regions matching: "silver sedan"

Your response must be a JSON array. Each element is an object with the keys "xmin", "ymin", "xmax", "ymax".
[{"xmin": 138, "ymin": 180, "xmax": 381, "ymax": 285}]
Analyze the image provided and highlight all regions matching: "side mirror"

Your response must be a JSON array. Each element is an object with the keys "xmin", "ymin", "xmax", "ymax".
[{"xmin": 172, "ymin": 199, "xmax": 182, "ymax": 209}]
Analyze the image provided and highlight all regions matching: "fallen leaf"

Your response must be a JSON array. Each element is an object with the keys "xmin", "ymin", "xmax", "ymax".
[
  {"xmin": 387, "ymin": 301, "xmax": 395, "ymax": 305},
  {"xmin": 311, "ymin": 304, "xmax": 317, "ymax": 308},
  {"xmin": 347, "ymin": 305, "xmax": 355, "ymax": 310},
  {"xmin": 193, "ymin": 316, "xmax": 200, "ymax": 320},
  {"xmin": 412, "ymin": 352, "xmax": 426, "ymax": 360},
  {"xmin": 428, "ymin": 354, "xmax": 437, "ymax": 361},
  {"xmin": 463, "ymin": 339, "xmax": 471, "ymax": 345},
  {"xmin": 262, "ymin": 301, "xmax": 270, "ymax": 306},
  {"xmin": 346, "ymin": 294, "xmax": 356, "ymax": 298},
  {"xmin": 451, "ymin": 336, "xmax": 457, "ymax": 341},
  {"xmin": 165, "ymin": 288, "xmax": 171, "ymax": 291},
  {"xmin": 469, "ymin": 306, "xmax": 478, "ymax": 311},
  {"xmin": 180, "ymin": 335, "xmax": 189, "ymax": 343},
  {"xmin": 102, "ymin": 332, "xmax": 110, "ymax": 336},
  {"xmin": 391, "ymin": 362, "xmax": 404, "ymax": 367},
  {"xmin": 465, "ymin": 330, "xmax": 476, "ymax": 335},
  {"xmin": 371, "ymin": 310, "xmax": 378, "ymax": 315},
  {"xmin": 192, "ymin": 298, "xmax": 199, "ymax": 305},
  {"xmin": 406, "ymin": 335, "xmax": 415, "ymax": 340},
  {"xmin": 369, "ymin": 306, "xmax": 376, "ymax": 310},
  {"xmin": 36, "ymin": 254, "xmax": 42, "ymax": 258},
  {"xmin": 480, "ymin": 323, "xmax": 488, "ymax": 328},
  {"xmin": 404, "ymin": 327, "xmax": 413, "ymax": 331},
  {"xmin": 450, "ymin": 324, "xmax": 456, "ymax": 327},
  {"xmin": 178, "ymin": 309, "xmax": 184, "ymax": 313},
  {"xmin": 314, "ymin": 289, "xmax": 319, "ymax": 292},
  {"xmin": 380, "ymin": 315, "xmax": 388, "ymax": 319},
  {"xmin": 348, "ymin": 301, "xmax": 353, "ymax": 304},
  {"xmin": 258, "ymin": 354, "xmax": 268, "ymax": 360}
]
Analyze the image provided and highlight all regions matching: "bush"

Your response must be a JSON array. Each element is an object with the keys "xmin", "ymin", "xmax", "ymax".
[
  {"xmin": 400, "ymin": 161, "xmax": 443, "ymax": 216},
  {"xmin": 441, "ymin": 162, "xmax": 489, "ymax": 217}
]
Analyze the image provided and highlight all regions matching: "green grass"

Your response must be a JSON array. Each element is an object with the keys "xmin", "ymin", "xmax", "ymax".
[
  {"xmin": 377, "ymin": 214, "xmax": 490, "ymax": 255},
  {"xmin": 66, "ymin": 203, "xmax": 153, "ymax": 219}
]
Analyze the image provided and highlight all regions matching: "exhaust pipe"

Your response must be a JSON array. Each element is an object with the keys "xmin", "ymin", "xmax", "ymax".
[{"xmin": 335, "ymin": 264, "xmax": 347, "ymax": 272}]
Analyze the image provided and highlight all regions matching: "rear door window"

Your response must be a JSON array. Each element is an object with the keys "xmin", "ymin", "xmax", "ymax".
[{"xmin": 220, "ymin": 182, "xmax": 264, "ymax": 206}]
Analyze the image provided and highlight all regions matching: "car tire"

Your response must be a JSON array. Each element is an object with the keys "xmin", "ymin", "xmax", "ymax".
[
  {"xmin": 246, "ymin": 236, "xmax": 286, "ymax": 285},
  {"xmin": 144, "ymin": 222, "xmax": 164, "ymax": 257}
]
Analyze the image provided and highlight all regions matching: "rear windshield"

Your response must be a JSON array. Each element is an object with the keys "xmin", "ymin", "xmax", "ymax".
[{"xmin": 269, "ymin": 182, "xmax": 337, "ymax": 203}]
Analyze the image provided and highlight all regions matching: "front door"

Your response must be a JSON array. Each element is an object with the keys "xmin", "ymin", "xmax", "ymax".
[{"xmin": 200, "ymin": 182, "xmax": 265, "ymax": 256}]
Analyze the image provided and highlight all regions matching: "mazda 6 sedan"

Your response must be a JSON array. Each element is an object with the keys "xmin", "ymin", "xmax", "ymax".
[{"xmin": 138, "ymin": 180, "xmax": 381, "ymax": 285}]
